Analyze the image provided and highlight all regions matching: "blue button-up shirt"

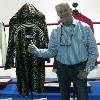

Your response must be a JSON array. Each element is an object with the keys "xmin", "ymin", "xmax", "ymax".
[{"xmin": 33, "ymin": 20, "xmax": 99, "ymax": 73}]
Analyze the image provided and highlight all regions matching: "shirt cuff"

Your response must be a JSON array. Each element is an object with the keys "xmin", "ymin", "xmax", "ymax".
[
  {"xmin": 84, "ymin": 65, "xmax": 94, "ymax": 73},
  {"xmin": 32, "ymin": 48, "xmax": 39, "ymax": 55}
]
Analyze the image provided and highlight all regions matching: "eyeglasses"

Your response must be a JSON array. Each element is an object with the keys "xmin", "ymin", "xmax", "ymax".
[{"xmin": 60, "ymin": 25, "xmax": 74, "ymax": 46}]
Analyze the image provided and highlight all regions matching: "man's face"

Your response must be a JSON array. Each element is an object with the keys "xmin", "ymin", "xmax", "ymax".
[{"xmin": 56, "ymin": 5, "xmax": 73, "ymax": 24}]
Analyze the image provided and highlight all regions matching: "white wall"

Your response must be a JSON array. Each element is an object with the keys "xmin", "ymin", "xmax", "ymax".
[{"xmin": 0, "ymin": 0, "xmax": 100, "ymax": 24}]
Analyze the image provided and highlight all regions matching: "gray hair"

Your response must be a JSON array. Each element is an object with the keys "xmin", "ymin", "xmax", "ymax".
[{"xmin": 55, "ymin": 3, "xmax": 71, "ymax": 10}]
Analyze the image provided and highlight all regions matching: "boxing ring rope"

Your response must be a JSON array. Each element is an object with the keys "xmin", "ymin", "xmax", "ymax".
[
  {"xmin": 0, "ymin": 21, "xmax": 100, "ymax": 84},
  {"xmin": 3, "ymin": 21, "xmax": 100, "ymax": 65}
]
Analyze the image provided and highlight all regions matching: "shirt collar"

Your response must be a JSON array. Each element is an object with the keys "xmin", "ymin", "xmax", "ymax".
[{"xmin": 60, "ymin": 19, "xmax": 77, "ymax": 27}]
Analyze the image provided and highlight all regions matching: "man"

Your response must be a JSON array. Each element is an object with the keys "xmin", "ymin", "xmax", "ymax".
[{"xmin": 28, "ymin": 3, "xmax": 99, "ymax": 100}]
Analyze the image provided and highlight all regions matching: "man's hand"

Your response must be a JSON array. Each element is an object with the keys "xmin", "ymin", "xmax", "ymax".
[
  {"xmin": 77, "ymin": 70, "xmax": 88, "ymax": 79},
  {"xmin": 28, "ymin": 40, "xmax": 37, "ymax": 53}
]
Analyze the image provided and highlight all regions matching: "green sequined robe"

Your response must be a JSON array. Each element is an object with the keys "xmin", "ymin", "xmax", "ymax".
[{"xmin": 5, "ymin": 3, "xmax": 49, "ymax": 96}]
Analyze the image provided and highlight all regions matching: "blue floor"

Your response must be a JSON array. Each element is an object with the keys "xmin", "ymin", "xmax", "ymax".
[{"xmin": 0, "ymin": 78, "xmax": 100, "ymax": 100}]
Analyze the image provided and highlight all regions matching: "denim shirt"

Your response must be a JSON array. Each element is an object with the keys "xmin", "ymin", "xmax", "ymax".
[{"xmin": 33, "ymin": 20, "xmax": 99, "ymax": 73}]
